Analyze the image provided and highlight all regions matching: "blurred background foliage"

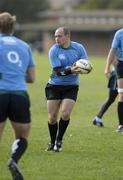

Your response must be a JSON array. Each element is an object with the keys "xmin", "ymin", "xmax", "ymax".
[
  {"xmin": 0, "ymin": 0, "xmax": 123, "ymax": 23},
  {"xmin": 0, "ymin": 0, "xmax": 50, "ymax": 23},
  {"xmin": 77, "ymin": 0, "xmax": 123, "ymax": 10}
]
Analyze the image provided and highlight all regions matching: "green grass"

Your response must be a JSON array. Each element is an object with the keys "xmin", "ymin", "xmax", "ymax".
[{"xmin": 0, "ymin": 53, "xmax": 123, "ymax": 180}]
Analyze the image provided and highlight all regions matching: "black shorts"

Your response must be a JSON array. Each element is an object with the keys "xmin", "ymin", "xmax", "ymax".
[
  {"xmin": 0, "ymin": 91, "xmax": 31, "ymax": 123},
  {"xmin": 116, "ymin": 60, "xmax": 123, "ymax": 79},
  {"xmin": 45, "ymin": 83, "xmax": 79, "ymax": 101}
]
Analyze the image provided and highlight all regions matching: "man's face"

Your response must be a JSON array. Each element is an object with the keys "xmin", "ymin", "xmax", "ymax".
[{"xmin": 54, "ymin": 28, "xmax": 69, "ymax": 47}]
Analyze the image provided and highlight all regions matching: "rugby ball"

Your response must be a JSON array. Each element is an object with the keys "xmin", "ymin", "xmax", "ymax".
[{"xmin": 75, "ymin": 59, "xmax": 92, "ymax": 74}]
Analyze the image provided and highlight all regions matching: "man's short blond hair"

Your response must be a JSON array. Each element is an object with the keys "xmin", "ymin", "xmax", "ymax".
[{"xmin": 0, "ymin": 12, "xmax": 16, "ymax": 33}]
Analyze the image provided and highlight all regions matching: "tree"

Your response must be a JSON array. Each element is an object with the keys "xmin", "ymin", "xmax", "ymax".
[
  {"xmin": 108, "ymin": 0, "xmax": 123, "ymax": 9},
  {"xmin": 0, "ymin": 0, "xmax": 49, "ymax": 23},
  {"xmin": 77, "ymin": 0, "xmax": 123, "ymax": 9}
]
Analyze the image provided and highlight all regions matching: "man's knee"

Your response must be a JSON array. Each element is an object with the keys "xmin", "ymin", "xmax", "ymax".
[
  {"xmin": 118, "ymin": 88, "xmax": 123, "ymax": 101},
  {"xmin": 48, "ymin": 114, "xmax": 57, "ymax": 124},
  {"xmin": 61, "ymin": 110, "xmax": 70, "ymax": 120},
  {"xmin": 12, "ymin": 123, "xmax": 30, "ymax": 139}
]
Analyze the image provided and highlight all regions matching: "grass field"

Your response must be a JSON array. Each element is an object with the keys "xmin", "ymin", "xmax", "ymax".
[{"xmin": 0, "ymin": 53, "xmax": 123, "ymax": 180}]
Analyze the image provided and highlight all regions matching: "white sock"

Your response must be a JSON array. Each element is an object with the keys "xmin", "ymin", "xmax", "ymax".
[{"xmin": 95, "ymin": 116, "xmax": 102, "ymax": 123}]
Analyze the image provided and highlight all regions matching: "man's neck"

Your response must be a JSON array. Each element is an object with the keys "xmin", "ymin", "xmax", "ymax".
[{"xmin": 62, "ymin": 41, "xmax": 71, "ymax": 48}]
